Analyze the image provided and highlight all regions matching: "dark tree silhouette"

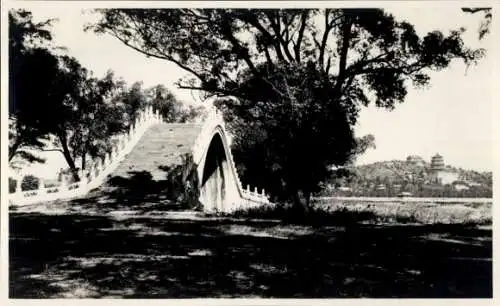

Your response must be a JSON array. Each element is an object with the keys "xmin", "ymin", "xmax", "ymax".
[
  {"xmin": 9, "ymin": 9, "xmax": 135, "ymax": 181},
  {"xmin": 9, "ymin": 10, "xmax": 56, "ymax": 164}
]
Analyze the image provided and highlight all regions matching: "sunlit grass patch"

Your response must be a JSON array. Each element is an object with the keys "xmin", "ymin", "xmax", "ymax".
[{"xmin": 231, "ymin": 199, "xmax": 491, "ymax": 226}]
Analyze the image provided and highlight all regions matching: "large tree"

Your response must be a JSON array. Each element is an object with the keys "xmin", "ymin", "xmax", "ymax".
[
  {"xmin": 66, "ymin": 70, "xmax": 128, "ymax": 173},
  {"xmin": 89, "ymin": 8, "xmax": 485, "ymax": 208},
  {"xmin": 10, "ymin": 9, "xmax": 128, "ymax": 181}
]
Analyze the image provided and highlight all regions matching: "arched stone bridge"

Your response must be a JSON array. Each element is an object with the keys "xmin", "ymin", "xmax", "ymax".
[{"xmin": 9, "ymin": 102, "xmax": 270, "ymax": 212}]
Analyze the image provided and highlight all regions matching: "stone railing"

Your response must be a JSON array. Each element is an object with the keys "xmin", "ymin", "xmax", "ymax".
[
  {"xmin": 240, "ymin": 185, "xmax": 270, "ymax": 208},
  {"xmin": 9, "ymin": 106, "xmax": 163, "ymax": 206},
  {"xmin": 192, "ymin": 106, "xmax": 271, "ymax": 208}
]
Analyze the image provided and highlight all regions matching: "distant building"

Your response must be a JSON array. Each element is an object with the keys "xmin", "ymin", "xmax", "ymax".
[
  {"xmin": 406, "ymin": 155, "xmax": 426, "ymax": 167},
  {"xmin": 429, "ymin": 153, "xmax": 458, "ymax": 185},
  {"xmin": 398, "ymin": 192, "xmax": 413, "ymax": 198},
  {"xmin": 468, "ymin": 181, "xmax": 482, "ymax": 187},
  {"xmin": 453, "ymin": 181, "xmax": 470, "ymax": 191},
  {"xmin": 430, "ymin": 153, "xmax": 445, "ymax": 170},
  {"xmin": 338, "ymin": 186, "xmax": 352, "ymax": 192}
]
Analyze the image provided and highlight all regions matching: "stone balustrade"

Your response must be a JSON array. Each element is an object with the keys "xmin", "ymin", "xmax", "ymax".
[{"xmin": 9, "ymin": 105, "xmax": 162, "ymax": 206}]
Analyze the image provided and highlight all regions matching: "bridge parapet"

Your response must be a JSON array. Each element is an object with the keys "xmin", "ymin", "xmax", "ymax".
[{"xmin": 9, "ymin": 105, "xmax": 162, "ymax": 206}]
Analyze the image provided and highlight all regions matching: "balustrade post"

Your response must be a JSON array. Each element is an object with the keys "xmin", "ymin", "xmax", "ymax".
[
  {"xmin": 107, "ymin": 152, "xmax": 112, "ymax": 165},
  {"xmin": 38, "ymin": 178, "xmax": 46, "ymax": 195},
  {"xmin": 94, "ymin": 161, "xmax": 101, "ymax": 177},
  {"xmin": 112, "ymin": 146, "xmax": 118, "ymax": 160},
  {"xmin": 120, "ymin": 135, "xmax": 126, "ymax": 149},
  {"xmin": 60, "ymin": 176, "xmax": 69, "ymax": 191},
  {"xmin": 13, "ymin": 178, "xmax": 20, "ymax": 194},
  {"xmin": 148, "ymin": 105, "xmax": 153, "ymax": 119}
]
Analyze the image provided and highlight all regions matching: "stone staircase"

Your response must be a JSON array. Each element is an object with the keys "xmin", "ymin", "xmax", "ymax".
[{"xmin": 108, "ymin": 123, "xmax": 202, "ymax": 182}]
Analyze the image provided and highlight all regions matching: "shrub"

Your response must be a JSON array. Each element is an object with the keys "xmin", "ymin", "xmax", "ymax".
[
  {"xmin": 230, "ymin": 203, "xmax": 378, "ymax": 227},
  {"xmin": 20, "ymin": 175, "xmax": 40, "ymax": 191},
  {"xmin": 231, "ymin": 199, "xmax": 492, "ymax": 226}
]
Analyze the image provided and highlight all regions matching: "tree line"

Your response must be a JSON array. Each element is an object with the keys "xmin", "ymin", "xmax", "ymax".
[{"xmin": 9, "ymin": 9, "xmax": 204, "ymax": 183}]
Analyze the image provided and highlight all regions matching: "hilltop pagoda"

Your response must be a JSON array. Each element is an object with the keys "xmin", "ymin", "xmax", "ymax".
[
  {"xmin": 430, "ymin": 153, "xmax": 445, "ymax": 171},
  {"xmin": 429, "ymin": 153, "xmax": 457, "ymax": 185}
]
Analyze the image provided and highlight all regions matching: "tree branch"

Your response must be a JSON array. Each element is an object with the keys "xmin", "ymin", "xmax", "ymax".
[
  {"xmin": 462, "ymin": 7, "xmax": 491, "ymax": 14},
  {"xmin": 318, "ymin": 9, "xmax": 330, "ymax": 69},
  {"xmin": 294, "ymin": 11, "xmax": 308, "ymax": 62},
  {"xmin": 42, "ymin": 148, "xmax": 64, "ymax": 153},
  {"xmin": 105, "ymin": 28, "xmax": 207, "ymax": 83},
  {"xmin": 333, "ymin": 16, "xmax": 353, "ymax": 93},
  {"xmin": 234, "ymin": 12, "xmax": 286, "ymax": 62},
  {"xmin": 177, "ymin": 84, "xmax": 236, "ymax": 97},
  {"xmin": 265, "ymin": 11, "xmax": 296, "ymax": 62},
  {"xmin": 9, "ymin": 138, "xmax": 23, "ymax": 161}
]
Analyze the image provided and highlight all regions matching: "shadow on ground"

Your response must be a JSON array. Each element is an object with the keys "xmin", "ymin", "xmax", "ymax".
[
  {"xmin": 9, "ymin": 167, "xmax": 493, "ymax": 298},
  {"xmin": 10, "ymin": 211, "xmax": 492, "ymax": 298},
  {"xmin": 20, "ymin": 164, "xmax": 202, "ymax": 215}
]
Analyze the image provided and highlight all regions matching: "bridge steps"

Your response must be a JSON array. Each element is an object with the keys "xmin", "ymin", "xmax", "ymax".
[{"xmin": 106, "ymin": 123, "xmax": 202, "ymax": 183}]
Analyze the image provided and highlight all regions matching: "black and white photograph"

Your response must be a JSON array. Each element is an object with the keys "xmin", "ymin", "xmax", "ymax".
[{"xmin": 2, "ymin": 0, "xmax": 496, "ymax": 300}]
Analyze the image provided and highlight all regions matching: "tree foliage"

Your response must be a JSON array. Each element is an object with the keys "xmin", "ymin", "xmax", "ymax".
[
  {"xmin": 89, "ymin": 8, "xmax": 485, "ymax": 208},
  {"xmin": 462, "ymin": 7, "xmax": 492, "ymax": 40},
  {"xmin": 9, "ymin": 9, "xmax": 57, "ymax": 164},
  {"xmin": 65, "ymin": 70, "xmax": 128, "ymax": 172},
  {"xmin": 147, "ymin": 84, "xmax": 206, "ymax": 123}
]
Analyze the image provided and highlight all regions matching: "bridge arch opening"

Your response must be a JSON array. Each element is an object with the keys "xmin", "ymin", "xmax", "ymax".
[{"xmin": 200, "ymin": 132, "xmax": 229, "ymax": 211}]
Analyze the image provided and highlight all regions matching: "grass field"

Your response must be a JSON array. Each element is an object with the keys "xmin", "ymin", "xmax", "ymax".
[
  {"xmin": 311, "ymin": 198, "xmax": 492, "ymax": 225},
  {"xmin": 9, "ymin": 197, "xmax": 492, "ymax": 298}
]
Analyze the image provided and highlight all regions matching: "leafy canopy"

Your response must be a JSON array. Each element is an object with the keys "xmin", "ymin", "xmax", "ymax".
[{"xmin": 9, "ymin": 9, "xmax": 58, "ymax": 164}]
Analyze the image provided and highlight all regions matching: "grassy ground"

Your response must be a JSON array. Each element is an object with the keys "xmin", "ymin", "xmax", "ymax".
[
  {"xmin": 9, "ymin": 198, "xmax": 492, "ymax": 298},
  {"xmin": 311, "ymin": 198, "xmax": 492, "ymax": 225}
]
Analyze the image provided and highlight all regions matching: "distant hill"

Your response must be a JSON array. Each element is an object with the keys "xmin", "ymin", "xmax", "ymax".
[
  {"xmin": 354, "ymin": 159, "xmax": 491, "ymax": 185},
  {"xmin": 321, "ymin": 157, "xmax": 492, "ymax": 198}
]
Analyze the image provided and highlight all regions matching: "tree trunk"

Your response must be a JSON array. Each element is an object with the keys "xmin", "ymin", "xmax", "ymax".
[
  {"xmin": 8, "ymin": 138, "xmax": 22, "ymax": 161},
  {"xmin": 293, "ymin": 189, "xmax": 311, "ymax": 213},
  {"xmin": 81, "ymin": 151, "xmax": 86, "ymax": 170},
  {"xmin": 58, "ymin": 132, "xmax": 80, "ymax": 182}
]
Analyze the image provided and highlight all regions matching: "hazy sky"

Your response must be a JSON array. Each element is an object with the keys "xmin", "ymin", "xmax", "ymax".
[{"xmin": 13, "ymin": 3, "xmax": 494, "ymax": 174}]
